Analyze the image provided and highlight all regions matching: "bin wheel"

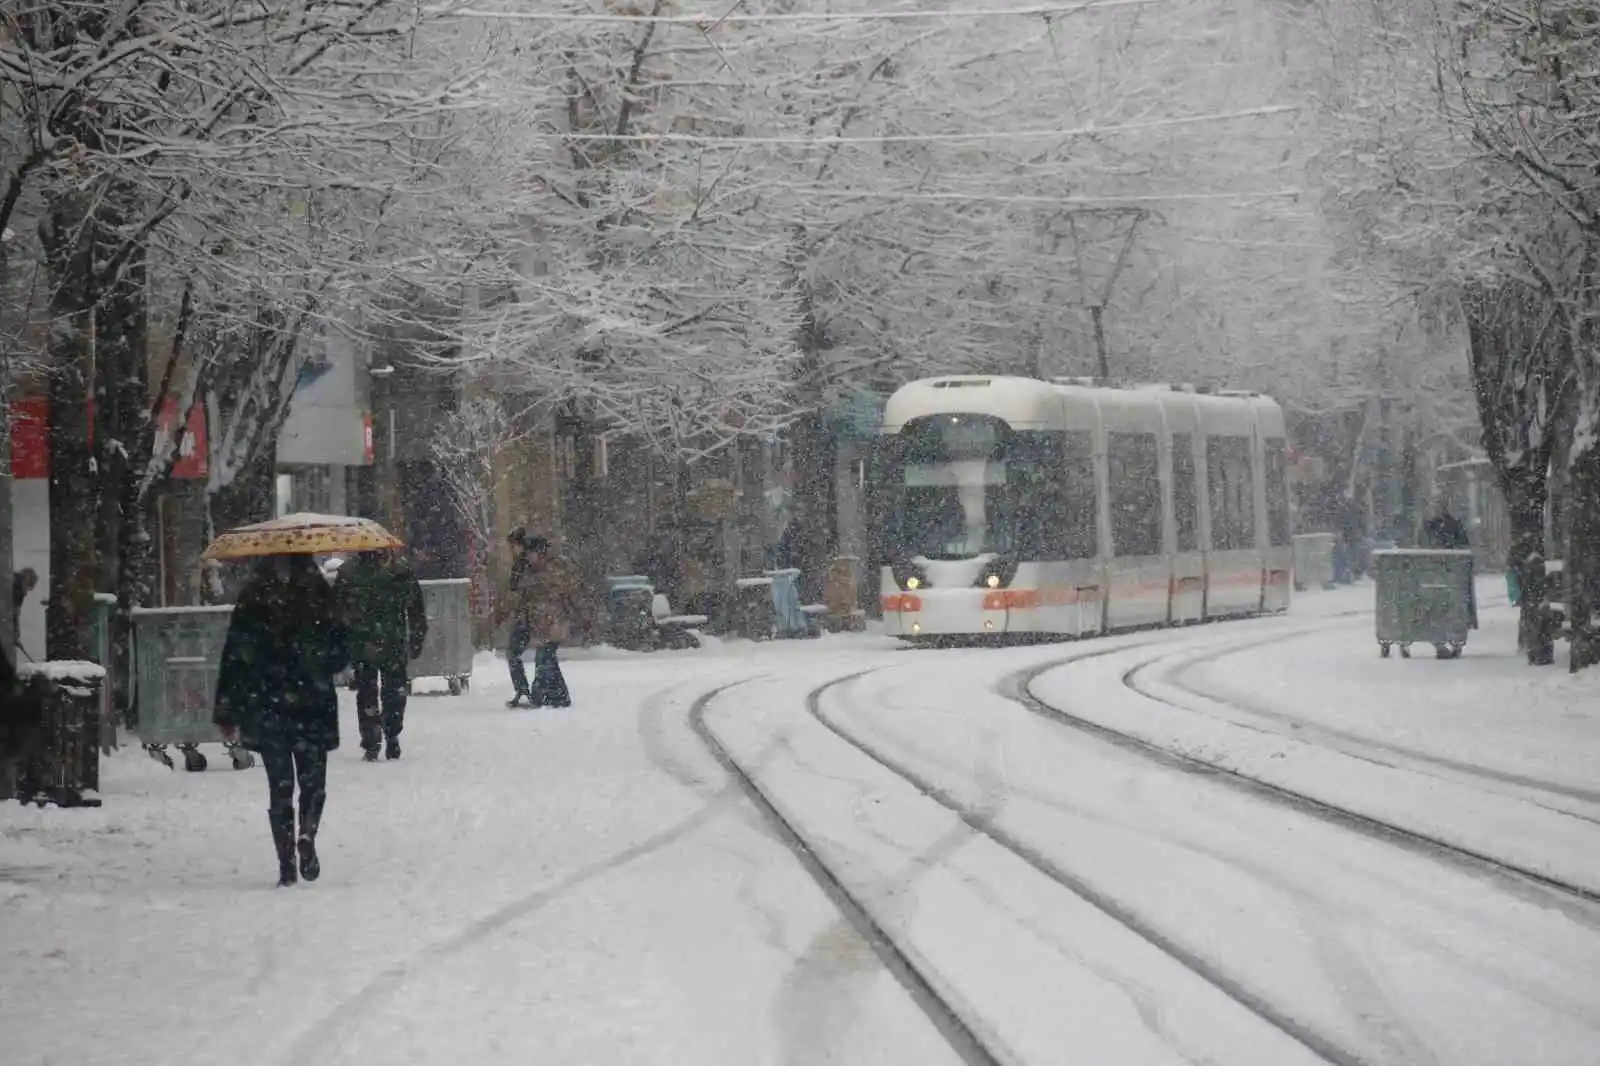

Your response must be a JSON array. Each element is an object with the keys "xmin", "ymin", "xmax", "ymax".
[
  {"xmin": 447, "ymin": 677, "xmax": 462, "ymax": 696},
  {"xmin": 181, "ymin": 746, "xmax": 208, "ymax": 773},
  {"xmin": 1380, "ymin": 642, "xmax": 1391, "ymax": 658},
  {"xmin": 1436, "ymin": 642, "xmax": 1465, "ymax": 660},
  {"xmin": 230, "ymin": 748, "xmax": 256, "ymax": 771},
  {"xmin": 145, "ymin": 743, "xmax": 176, "ymax": 770},
  {"xmin": 1399, "ymin": 644, "xmax": 1412, "ymax": 659}
]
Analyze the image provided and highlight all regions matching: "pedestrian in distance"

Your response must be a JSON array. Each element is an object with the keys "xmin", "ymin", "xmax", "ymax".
[
  {"xmin": 337, "ymin": 549, "xmax": 427, "ymax": 762},
  {"xmin": 11, "ymin": 567, "xmax": 36, "ymax": 655},
  {"xmin": 1422, "ymin": 498, "xmax": 1470, "ymax": 550},
  {"xmin": 214, "ymin": 553, "xmax": 350, "ymax": 888},
  {"xmin": 498, "ymin": 535, "xmax": 593, "ymax": 709},
  {"xmin": 503, "ymin": 527, "xmax": 535, "ymax": 708},
  {"xmin": 1421, "ymin": 496, "xmax": 1478, "ymax": 629}
]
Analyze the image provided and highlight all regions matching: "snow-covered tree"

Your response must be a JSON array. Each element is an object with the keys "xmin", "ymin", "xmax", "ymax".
[{"xmin": 0, "ymin": 0, "xmax": 497, "ymax": 660}]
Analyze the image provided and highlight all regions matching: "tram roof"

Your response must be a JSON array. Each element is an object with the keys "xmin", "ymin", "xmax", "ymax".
[{"xmin": 880, "ymin": 375, "xmax": 1280, "ymax": 433}]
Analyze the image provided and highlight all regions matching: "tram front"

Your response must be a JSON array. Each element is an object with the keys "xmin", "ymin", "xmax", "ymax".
[{"xmin": 868, "ymin": 378, "xmax": 1073, "ymax": 643}]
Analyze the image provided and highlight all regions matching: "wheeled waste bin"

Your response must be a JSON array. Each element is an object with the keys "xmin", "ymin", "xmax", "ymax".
[{"xmin": 1372, "ymin": 549, "xmax": 1476, "ymax": 659}]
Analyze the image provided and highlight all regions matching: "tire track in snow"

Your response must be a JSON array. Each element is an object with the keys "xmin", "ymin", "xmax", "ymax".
[{"xmin": 278, "ymin": 678, "xmax": 763, "ymax": 1066}]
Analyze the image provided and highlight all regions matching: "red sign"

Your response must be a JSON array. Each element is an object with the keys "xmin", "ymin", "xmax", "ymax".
[
  {"xmin": 363, "ymin": 412, "xmax": 375, "ymax": 464},
  {"xmin": 11, "ymin": 398, "xmax": 48, "ymax": 479},
  {"xmin": 160, "ymin": 400, "xmax": 208, "ymax": 480},
  {"xmin": 9, "ymin": 398, "xmax": 208, "ymax": 480}
]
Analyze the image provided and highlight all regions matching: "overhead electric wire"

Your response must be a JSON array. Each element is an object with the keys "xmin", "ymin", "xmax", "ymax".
[
  {"xmin": 550, "ymin": 104, "xmax": 1298, "ymax": 146},
  {"xmin": 785, "ymin": 188, "xmax": 1302, "ymax": 207},
  {"xmin": 435, "ymin": 0, "xmax": 1161, "ymax": 25}
]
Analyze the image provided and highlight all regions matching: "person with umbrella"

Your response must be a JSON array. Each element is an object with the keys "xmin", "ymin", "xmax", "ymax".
[
  {"xmin": 337, "ymin": 548, "xmax": 426, "ymax": 761},
  {"xmin": 207, "ymin": 515, "xmax": 395, "ymax": 886}
]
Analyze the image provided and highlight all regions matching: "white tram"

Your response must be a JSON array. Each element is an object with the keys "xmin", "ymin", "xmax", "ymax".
[{"xmin": 869, "ymin": 375, "xmax": 1294, "ymax": 642}]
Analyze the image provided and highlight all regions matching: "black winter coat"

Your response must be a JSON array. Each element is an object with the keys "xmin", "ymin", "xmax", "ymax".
[
  {"xmin": 338, "ymin": 554, "xmax": 427, "ymax": 669},
  {"xmin": 1422, "ymin": 513, "xmax": 1469, "ymax": 550},
  {"xmin": 214, "ymin": 562, "xmax": 350, "ymax": 753}
]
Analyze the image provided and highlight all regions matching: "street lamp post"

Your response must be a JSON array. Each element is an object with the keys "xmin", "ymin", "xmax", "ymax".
[{"xmin": 370, "ymin": 364, "xmax": 396, "ymax": 525}]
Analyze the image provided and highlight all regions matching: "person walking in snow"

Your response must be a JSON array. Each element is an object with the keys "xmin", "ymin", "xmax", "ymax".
[
  {"xmin": 503, "ymin": 527, "xmax": 536, "ymax": 707},
  {"xmin": 11, "ymin": 567, "xmax": 36, "ymax": 654},
  {"xmin": 498, "ymin": 535, "xmax": 592, "ymax": 708},
  {"xmin": 214, "ymin": 554, "xmax": 349, "ymax": 888},
  {"xmin": 337, "ymin": 549, "xmax": 426, "ymax": 762}
]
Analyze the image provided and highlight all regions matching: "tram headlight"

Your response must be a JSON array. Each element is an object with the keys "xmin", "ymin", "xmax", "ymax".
[
  {"xmin": 891, "ymin": 559, "xmax": 930, "ymax": 591},
  {"xmin": 973, "ymin": 554, "xmax": 1019, "ymax": 589}
]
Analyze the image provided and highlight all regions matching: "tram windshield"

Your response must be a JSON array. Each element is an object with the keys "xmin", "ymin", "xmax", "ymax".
[
  {"xmin": 897, "ymin": 460, "xmax": 1009, "ymax": 559},
  {"xmin": 874, "ymin": 414, "xmax": 1062, "ymax": 563}
]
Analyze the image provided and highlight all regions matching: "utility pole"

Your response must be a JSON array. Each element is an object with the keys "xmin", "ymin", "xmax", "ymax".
[{"xmin": 1086, "ymin": 213, "xmax": 1145, "ymax": 381}]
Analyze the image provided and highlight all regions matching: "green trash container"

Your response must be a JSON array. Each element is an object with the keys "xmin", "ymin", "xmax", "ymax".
[
  {"xmin": 1372, "ymin": 549, "xmax": 1476, "ymax": 659},
  {"xmin": 88, "ymin": 594, "xmax": 117, "ymax": 750}
]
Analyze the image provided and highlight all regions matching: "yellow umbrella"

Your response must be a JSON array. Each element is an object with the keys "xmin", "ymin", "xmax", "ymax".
[{"xmin": 201, "ymin": 513, "xmax": 404, "ymax": 561}]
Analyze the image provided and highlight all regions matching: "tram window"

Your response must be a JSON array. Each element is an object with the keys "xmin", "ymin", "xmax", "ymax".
[
  {"xmin": 1206, "ymin": 435, "xmax": 1255, "ymax": 551},
  {"xmin": 1061, "ymin": 430, "xmax": 1098, "ymax": 558},
  {"xmin": 1006, "ymin": 438, "xmax": 1068, "ymax": 559},
  {"xmin": 1109, "ymin": 432, "xmax": 1162, "ymax": 557},
  {"xmin": 1171, "ymin": 434, "xmax": 1199, "ymax": 552},
  {"xmin": 1265, "ymin": 438, "xmax": 1290, "ymax": 546}
]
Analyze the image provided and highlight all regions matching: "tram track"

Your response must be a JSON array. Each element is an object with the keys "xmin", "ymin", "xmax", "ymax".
[
  {"xmin": 683, "ymin": 610, "xmax": 1390, "ymax": 1066},
  {"xmin": 1134, "ymin": 639, "xmax": 1600, "ymax": 819},
  {"xmin": 691, "ymin": 602, "xmax": 1600, "ymax": 1066},
  {"xmin": 798, "ymin": 662, "xmax": 1371, "ymax": 1066},
  {"xmin": 687, "ymin": 678, "xmax": 1008, "ymax": 1066},
  {"xmin": 1013, "ymin": 626, "xmax": 1600, "ymax": 907}
]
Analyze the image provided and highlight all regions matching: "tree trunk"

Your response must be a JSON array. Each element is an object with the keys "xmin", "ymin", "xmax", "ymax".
[
  {"xmin": 42, "ymin": 193, "xmax": 98, "ymax": 661},
  {"xmin": 205, "ymin": 450, "xmax": 276, "ymax": 603},
  {"xmin": 557, "ymin": 402, "xmax": 604, "ymax": 610},
  {"xmin": 788, "ymin": 408, "xmax": 835, "ymax": 605},
  {"xmin": 98, "ymin": 196, "xmax": 152, "ymax": 722},
  {"xmin": 786, "ymin": 246, "xmax": 837, "ymax": 605},
  {"xmin": 1503, "ymin": 465, "xmax": 1555, "ymax": 665},
  {"xmin": 1566, "ymin": 437, "xmax": 1600, "ymax": 671}
]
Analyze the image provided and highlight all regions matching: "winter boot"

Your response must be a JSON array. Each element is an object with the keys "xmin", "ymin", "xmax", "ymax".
[
  {"xmin": 297, "ymin": 789, "xmax": 326, "ymax": 883},
  {"xmin": 269, "ymin": 807, "xmax": 297, "ymax": 887},
  {"xmin": 385, "ymin": 736, "xmax": 401, "ymax": 760},
  {"xmin": 362, "ymin": 748, "xmax": 379, "ymax": 763}
]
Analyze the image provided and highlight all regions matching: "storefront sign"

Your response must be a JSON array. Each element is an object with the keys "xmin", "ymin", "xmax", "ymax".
[{"xmin": 9, "ymin": 398, "xmax": 207, "ymax": 479}]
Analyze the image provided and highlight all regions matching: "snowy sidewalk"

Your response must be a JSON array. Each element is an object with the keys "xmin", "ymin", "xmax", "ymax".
[{"xmin": 0, "ymin": 636, "xmax": 969, "ymax": 1066}]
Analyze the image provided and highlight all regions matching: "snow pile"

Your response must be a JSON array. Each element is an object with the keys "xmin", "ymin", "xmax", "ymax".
[
  {"xmin": 235, "ymin": 512, "xmax": 381, "ymax": 531},
  {"xmin": 18, "ymin": 661, "xmax": 107, "ymax": 682}
]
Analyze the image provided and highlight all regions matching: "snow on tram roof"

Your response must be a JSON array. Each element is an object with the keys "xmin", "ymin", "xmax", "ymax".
[{"xmin": 881, "ymin": 374, "xmax": 1278, "ymax": 432}]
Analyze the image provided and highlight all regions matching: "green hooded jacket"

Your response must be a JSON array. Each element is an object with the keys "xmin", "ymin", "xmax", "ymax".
[{"xmin": 338, "ymin": 553, "xmax": 427, "ymax": 669}]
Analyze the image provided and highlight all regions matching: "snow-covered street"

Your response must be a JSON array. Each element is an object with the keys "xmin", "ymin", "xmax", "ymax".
[{"xmin": 6, "ymin": 586, "xmax": 1600, "ymax": 1065}]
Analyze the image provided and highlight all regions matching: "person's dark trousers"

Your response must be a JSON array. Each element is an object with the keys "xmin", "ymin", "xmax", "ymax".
[
  {"xmin": 506, "ymin": 621, "xmax": 531, "ymax": 698},
  {"xmin": 354, "ymin": 662, "xmax": 408, "ymax": 755},
  {"xmin": 261, "ymin": 741, "xmax": 329, "ymax": 885},
  {"xmin": 530, "ymin": 642, "xmax": 570, "ymax": 707}
]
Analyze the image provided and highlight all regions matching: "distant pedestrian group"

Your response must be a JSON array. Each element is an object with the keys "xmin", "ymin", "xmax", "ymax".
[{"xmin": 210, "ymin": 528, "xmax": 596, "ymax": 887}]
